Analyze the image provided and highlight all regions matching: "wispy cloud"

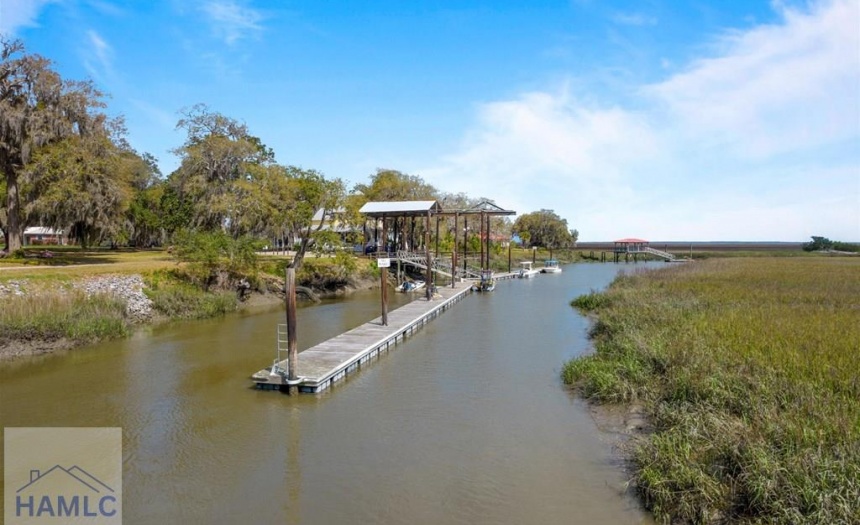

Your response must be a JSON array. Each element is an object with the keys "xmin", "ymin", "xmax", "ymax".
[
  {"xmin": 84, "ymin": 0, "xmax": 125, "ymax": 17},
  {"xmin": 422, "ymin": 0, "xmax": 860, "ymax": 241},
  {"xmin": 610, "ymin": 12, "xmax": 658, "ymax": 26},
  {"xmin": 201, "ymin": 0, "xmax": 263, "ymax": 45},
  {"xmin": 82, "ymin": 29, "xmax": 115, "ymax": 84},
  {"xmin": 0, "ymin": 0, "xmax": 58, "ymax": 36},
  {"xmin": 129, "ymin": 98, "xmax": 174, "ymax": 129}
]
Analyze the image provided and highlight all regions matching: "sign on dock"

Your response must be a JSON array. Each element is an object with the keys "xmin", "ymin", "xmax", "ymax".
[{"xmin": 377, "ymin": 257, "xmax": 391, "ymax": 268}]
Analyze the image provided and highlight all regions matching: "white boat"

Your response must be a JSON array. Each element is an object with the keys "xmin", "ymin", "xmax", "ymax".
[
  {"xmin": 518, "ymin": 261, "xmax": 540, "ymax": 279},
  {"xmin": 541, "ymin": 259, "xmax": 562, "ymax": 274},
  {"xmin": 398, "ymin": 280, "xmax": 426, "ymax": 293}
]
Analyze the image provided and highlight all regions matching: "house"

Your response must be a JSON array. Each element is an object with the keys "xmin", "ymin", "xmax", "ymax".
[
  {"xmin": 310, "ymin": 208, "xmax": 358, "ymax": 243},
  {"xmin": 23, "ymin": 227, "xmax": 68, "ymax": 246}
]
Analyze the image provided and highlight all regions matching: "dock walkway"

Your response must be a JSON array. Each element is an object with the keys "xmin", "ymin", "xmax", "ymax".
[{"xmin": 252, "ymin": 281, "xmax": 473, "ymax": 393}]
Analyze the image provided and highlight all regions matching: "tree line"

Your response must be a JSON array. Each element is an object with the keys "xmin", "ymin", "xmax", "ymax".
[{"xmin": 1, "ymin": 38, "xmax": 578, "ymax": 261}]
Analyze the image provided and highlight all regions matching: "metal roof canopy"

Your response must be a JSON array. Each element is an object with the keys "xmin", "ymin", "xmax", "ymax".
[
  {"xmin": 437, "ymin": 199, "xmax": 516, "ymax": 217},
  {"xmin": 359, "ymin": 200, "xmax": 442, "ymax": 217}
]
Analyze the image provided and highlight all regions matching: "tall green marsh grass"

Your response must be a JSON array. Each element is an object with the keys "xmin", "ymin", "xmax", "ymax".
[
  {"xmin": 0, "ymin": 291, "xmax": 129, "ymax": 342},
  {"xmin": 565, "ymin": 258, "xmax": 860, "ymax": 524}
]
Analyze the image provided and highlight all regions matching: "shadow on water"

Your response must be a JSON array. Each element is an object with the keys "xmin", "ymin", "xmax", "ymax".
[{"xmin": 0, "ymin": 263, "xmax": 661, "ymax": 524}]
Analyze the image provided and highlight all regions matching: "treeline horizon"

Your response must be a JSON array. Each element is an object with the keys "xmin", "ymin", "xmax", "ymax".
[{"xmin": 1, "ymin": 37, "xmax": 578, "ymax": 258}]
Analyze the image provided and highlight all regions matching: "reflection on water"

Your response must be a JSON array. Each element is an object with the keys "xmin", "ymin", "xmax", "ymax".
[{"xmin": 0, "ymin": 264, "xmax": 658, "ymax": 524}]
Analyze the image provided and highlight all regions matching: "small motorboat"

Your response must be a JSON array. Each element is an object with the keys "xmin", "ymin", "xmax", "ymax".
[
  {"xmin": 398, "ymin": 280, "xmax": 426, "ymax": 293},
  {"xmin": 518, "ymin": 261, "xmax": 540, "ymax": 278},
  {"xmin": 541, "ymin": 259, "xmax": 562, "ymax": 274},
  {"xmin": 471, "ymin": 270, "xmax": 496, "ymax": 292}
]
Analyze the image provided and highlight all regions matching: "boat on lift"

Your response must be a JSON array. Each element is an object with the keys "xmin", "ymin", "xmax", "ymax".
[
  {"xmin": 471, "ymin": 270, "xmax": 496, "ymax": 292},
  {"xmin": 519, "ymin": 261, "xmax": 540, "ymax": 279},
  {"xmin": 541, "ymin": 259, "xmax": 562, "ymax": 274},
  {"xmin": 398, "ymin": 280, "xmax": 426, "ymax": 293}
]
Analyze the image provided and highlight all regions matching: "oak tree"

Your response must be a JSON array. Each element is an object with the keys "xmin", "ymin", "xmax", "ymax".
[
  {"xmin": 1, "ymin": 38, "xmax": 105, "ymax": 250},
  {"xmin": 512, "ymin": 209, "xmax": 574, "ymax": 249}
]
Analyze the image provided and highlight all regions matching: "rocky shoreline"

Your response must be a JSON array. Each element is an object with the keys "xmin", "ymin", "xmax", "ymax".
[{"xmin": 0, "ymin": 274, "xmax": 155, "ymax": 322}]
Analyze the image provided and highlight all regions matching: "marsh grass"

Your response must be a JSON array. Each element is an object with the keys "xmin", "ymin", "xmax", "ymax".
[
  {"xmin": 0, "ymin": 291, "xmax": 129, "ymax": 342},
  {"xmin": 565, "ymin": 258, "xmax": 860, "ymax": 524}
]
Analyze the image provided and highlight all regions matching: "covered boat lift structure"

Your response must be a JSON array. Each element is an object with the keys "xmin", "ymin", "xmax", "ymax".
[{"xmin": 359, "ymin": 199, "xmax": 516, "ymax": 301}]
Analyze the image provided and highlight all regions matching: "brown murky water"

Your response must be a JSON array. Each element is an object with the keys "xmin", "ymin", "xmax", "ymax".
[{"xmin": 1, "ymin": 263, "xmax": 657, "ymax": 524}]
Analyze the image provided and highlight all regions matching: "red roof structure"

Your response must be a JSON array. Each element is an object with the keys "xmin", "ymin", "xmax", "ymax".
[{"xmin": 614, "ymin": 238, "xmax": 649, "ymax": 244}]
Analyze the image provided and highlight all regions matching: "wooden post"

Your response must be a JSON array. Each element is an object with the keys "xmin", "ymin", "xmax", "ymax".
[
  {"xmin": 286, "ymin": 266, "xmax": 298, "ymax": 395},
  {"xmin": 452, "ymin": 212, "xmax": 459, "ymax": 287},
  {"xmin": 479, "ymin": 212, "xmax": 485, "ymax": 271},
  {"xmin": 425, "ymin": 211, "xmax": 432, "ymax": 300},
  {"xmin": 380, "ymin": 216, "xmax": 388, "ymax": 326},
  {"xmin": 508, "ymin": 241, "xmax": 511, "ymax": 273},
  {"xmin": 485, "ymin": 212, "xmax": 491, "ymax": 271},
  {"xmin": 435, "ymin": 216, "xmax": 440, "ymax": 258},
  {"xmin": 463, "ymin": 216, "xmax": 468, "ymax": 274}
]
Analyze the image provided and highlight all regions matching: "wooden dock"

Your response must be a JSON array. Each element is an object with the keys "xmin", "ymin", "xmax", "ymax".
[{"xmin": 252, "ymin": 281, "xmax": 474, "ymax": 393}]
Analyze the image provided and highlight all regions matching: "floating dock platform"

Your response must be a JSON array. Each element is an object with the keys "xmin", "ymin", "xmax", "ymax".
[{"xmin": 252, "ymin": 282, "xmax": 474, "ymax": 393}]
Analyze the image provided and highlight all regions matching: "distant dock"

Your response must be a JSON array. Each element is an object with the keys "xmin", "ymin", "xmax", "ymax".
[{"xmin": 252, "ymin": 281, "xmax": 475, "ymax": 393}]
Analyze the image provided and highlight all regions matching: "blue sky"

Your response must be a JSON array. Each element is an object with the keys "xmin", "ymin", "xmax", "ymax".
[{"xmin": 3, "ymin": 0, "xmax": 858, "ymax": 241}]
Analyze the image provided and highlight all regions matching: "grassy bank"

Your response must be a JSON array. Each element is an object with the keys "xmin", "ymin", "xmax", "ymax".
[
  {"xmin": 0, "ymin": 291, "xmax": 129, "ymax": 345},
  {"xmin": 0, "ymin": 249, "xmax": 383, "ymax": 358},
  {"xmin": 564, "ymin": 258, "xmax": 860, "ymax": 524}
]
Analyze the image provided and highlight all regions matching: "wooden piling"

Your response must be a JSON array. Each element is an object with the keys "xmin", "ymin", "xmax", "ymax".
[
  {"xmin": 452, "ymin": 212, "xmax": 459, "ymax": 287},
  {"xmin": 380, "ymin": 216, "xmax": 388, "ymax": 326},
  {"xmin": 285, "ymin": 266, "xmax": 298, "ymax": 395},
  {"xmin": 479, "ymin": 212, "xmax": 485, "ymax": 271},
  {"xmin": 425, "ymin": 211, "xmax": 432, "ymax": 300}
]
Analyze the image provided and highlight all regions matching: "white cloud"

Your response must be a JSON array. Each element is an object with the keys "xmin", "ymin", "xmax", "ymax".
[
  {"xmin": 647, "ymin": 0, "xmax": 860, "ymax": 159},
  {"xmin": 0, "ymin": 0, "xmax": 57, "ymax": 36},
  {"xmin": 201, "ymin": 0, "xmax": 263, "ymax": 45},
  {"xmin": 420, "ymin": 0, "xmax": 860, "ymax": 241}
]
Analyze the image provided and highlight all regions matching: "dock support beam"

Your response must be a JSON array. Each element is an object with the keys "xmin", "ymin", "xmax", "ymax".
[
  {"xmin": 425, "ymin": 210, "xmax": 432, "ymax": 300},
  {"xmin": 480, "ymin": 212, "xmax": 485, "ymax": 271},
  {"xmin": 380, "ymin": 215, "xmax": 389, "ymax": 326},
  {"xmin": 286, "ymin": 267, "xmax": 298, "ymax": 395},
  {"xmin": 485, "ymin": 212, "xmax": 491, "ymax": 271},
  {"xmin": 452, "ymin": 212, "xmax": 459, "ymax": 287},
  {"xmin": 463, "ymin": 216, "xmax": 468, "ymax": 275}
]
